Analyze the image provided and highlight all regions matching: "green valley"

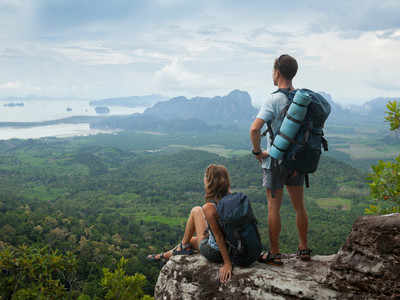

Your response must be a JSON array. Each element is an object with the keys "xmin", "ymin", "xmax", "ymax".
[{"xmin": 0, "ymin": 130, "xmax": 376, "ymax": 297}]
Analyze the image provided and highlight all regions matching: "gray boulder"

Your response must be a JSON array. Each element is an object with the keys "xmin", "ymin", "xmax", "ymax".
[
  {"xmin": 326, "ymin": 213, "xmax": 400, "ymax": 297},
  {"xmin": 155, "ymin": 214, "xmax": 400, "ymax": 299}
]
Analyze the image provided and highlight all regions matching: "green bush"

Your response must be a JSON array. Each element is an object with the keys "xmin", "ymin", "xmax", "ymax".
[
  {"xmin": 366, "ymin": 101, "xmax": 400, "ymax": 214},
  {"xmin": 101, "ymin": 257, "xmax": 154, "ymax": 300},
  {"xmin": 0, "ymin": 245, "xmax": 78, "ymax": 299}
]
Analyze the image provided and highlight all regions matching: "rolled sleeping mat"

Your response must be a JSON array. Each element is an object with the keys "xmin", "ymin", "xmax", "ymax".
[{"xmin": 269, "ymin": 90, "xmax": 312, "ymax": 160}]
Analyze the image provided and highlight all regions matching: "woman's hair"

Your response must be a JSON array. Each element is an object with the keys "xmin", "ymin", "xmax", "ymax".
[{"xmin": 204, "ymin": 164, "xmax": 230, "ymax": 201}]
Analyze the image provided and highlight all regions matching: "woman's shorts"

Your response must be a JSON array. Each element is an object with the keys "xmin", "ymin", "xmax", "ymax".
[{"xmin": 199, "ymin": 238, "xmax": 223, "ymax": 263}]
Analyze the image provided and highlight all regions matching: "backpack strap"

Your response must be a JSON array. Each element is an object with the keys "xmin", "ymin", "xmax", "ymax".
[
  {"xmin": 273, "ymin": 87, "xmax": 292, "ymax": 98},
  {"xmin": 277, "ymin": 131, "xmax": 301, "ymax": 145},
  {"xmin": 322, "ymin": 136, "xmax": 328, "ymax": 151},
  {"xmin": 305, "ymin": 174, "xmax": 310, "ymax": 188}
]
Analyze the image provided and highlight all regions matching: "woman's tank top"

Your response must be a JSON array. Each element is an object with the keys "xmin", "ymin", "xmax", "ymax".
[{"xmin": 206, "ymin": 201, "xmax": 219, "ymax": 250}]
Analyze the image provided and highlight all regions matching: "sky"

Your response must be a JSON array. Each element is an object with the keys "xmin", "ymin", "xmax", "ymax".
[{"xmin": 0, "ymin": 0, "xmax": 399, "ymax": 106}]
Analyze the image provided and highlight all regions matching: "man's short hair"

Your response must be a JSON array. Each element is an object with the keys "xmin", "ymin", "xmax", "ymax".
[{"xmin": 274, "ymin": 54, "xmax": 298, "ymax": 81}]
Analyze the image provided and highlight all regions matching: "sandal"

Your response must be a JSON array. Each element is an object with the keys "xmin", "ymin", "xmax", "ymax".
[
  {"xmin": 172, "ymin": 242, "xmax": 193, "ymax": 256},
  {"xmin": 146, "ymin": 252, "xmax": 168, "ymax": 265},
  {"xmin": 258, "ymin": 251, "xmax": 284, "ymax": 266},
  {"xmin": 296, "ymin": 248, "xmax": 312, "ymax": 261}
]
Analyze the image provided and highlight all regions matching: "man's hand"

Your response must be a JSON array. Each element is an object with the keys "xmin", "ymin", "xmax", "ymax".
[
  {"xmin": 255, "ymin": 150, "xmax": 269, "ymax": 163},
  {"xmin": 250, "ymin": 118, "xmax": 266, "ymax": 162}
]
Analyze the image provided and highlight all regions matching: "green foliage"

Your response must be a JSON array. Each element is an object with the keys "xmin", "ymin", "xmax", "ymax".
[
  {"xmin": 366, "ymin": 100, "xmax": 400, "ymax": 214},
  {"xmin": 385, "ymin": 100, "xmax": 400, "ymax": 131},
  {"xmin": 366, "ymin": 154, "xmax": 400, "ymax": 214},
  {"xmin": 0, "ymin": 245, "xmax": 78, "ymax": 299},
  {"xmin": 101, "ymin": 257, "xmax": 153, "ymax": 300},
  {"xmin": 0, "ymin": 131, "xmax": 374, "ymax": 296}
]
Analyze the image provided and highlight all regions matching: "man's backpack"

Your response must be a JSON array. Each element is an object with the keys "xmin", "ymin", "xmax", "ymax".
[
  {"xmin": 216, "ymin": 192, "xmax": 262, "ymax": 267},
  {"xmin": 263, "ymin": 88, "xmax": 331, "ymax": 188}
]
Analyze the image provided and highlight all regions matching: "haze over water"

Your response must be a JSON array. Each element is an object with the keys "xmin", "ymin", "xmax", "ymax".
[{"xmin": 0, "ymin": 100, "xmax": 146, "ymax": 140}]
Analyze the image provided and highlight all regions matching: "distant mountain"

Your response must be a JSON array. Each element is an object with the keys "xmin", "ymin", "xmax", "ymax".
[
  {"xmin": 318, "ymin": 93, "xmax": 398, "ymax": 126},
  {"xmin": 144, "ymin": 90, "xmax": 257, "ymax": 125},
  {"xmin": 89, "ymin": 90, "xmax": 398, "ymax": 133},
  {"xmin": 90, "ymin": 95, "xmax": 168, "ymax": 108},
  {"xmin": 90, "ymin": 90, "xmax": 255, "ymax": 132},
  {"xmin": 90, "ymin": 113, "xmax": 214, "ymax": 133},
  {"xmin": 359, "ymin": 97, "xmax": 398, "ymax": 116}
]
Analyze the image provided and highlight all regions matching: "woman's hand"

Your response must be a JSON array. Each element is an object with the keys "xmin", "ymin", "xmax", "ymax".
[{"xmin": 219, "ymin": 263, "xmax": 232, "ymax": 283}]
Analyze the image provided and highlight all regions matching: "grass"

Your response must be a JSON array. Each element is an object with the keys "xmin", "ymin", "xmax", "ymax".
[
  {"xmin": 167, "ymin": 144, "xmax": 248, "ymax": 158},
  {"xmin": 315, "ymin": 197, "xmax": 352, "ymax": 211},
  {"xmin": 133, "ymin": 214, "xmax": 186, "ymax": 226},
  {"xmin": 22, "ymin": 185, "xmax": 68, "ymax": 202},
  {"xmin": 335, "ymin": 144, "xmax": 398, "ymax": 159}
]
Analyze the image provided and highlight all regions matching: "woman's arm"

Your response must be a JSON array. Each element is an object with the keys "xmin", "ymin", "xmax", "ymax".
[{"xmin": 203, "ymin": 203, "xmax": 232, "ymax": 283}]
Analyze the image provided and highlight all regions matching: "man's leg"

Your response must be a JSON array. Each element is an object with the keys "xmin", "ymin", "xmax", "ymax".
[
  {"xmin": 286, "ymin": 185, "xmax": 308, "ymax": 250},
  {"xmin": 266, "ymin": 188, "xmax": 283, "ymax": 254}
]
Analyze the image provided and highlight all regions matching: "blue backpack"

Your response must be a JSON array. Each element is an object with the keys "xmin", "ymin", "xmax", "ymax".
[
  {"xmin": 216, "ymin": 192, "xmax": 262, "ymax": 267},
  {"xmin": 263, "ymin": 88, "xmax": 331, "ymax": 188}
]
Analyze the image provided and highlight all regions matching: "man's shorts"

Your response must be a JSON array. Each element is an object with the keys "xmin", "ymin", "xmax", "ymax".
[{"xmin": 262, "ymin": 166, "xmax": 305, "ymax": 190}]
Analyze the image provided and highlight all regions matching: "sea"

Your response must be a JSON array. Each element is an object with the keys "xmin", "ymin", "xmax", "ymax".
[{"xmin": 0, "ymin": 100, "xmax": 147, "ymax": 140}]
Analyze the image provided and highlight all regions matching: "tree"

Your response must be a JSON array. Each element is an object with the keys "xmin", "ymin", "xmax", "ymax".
[
  {"xmin": 366, "ymin": 101, "xmax": 400, "ymax": 214},
  {"xmin": 0, "ymin": 245, "xmax": 78, "ymax": 299},
  {"xmin": 101, "ymin": 257, "xmax": 153, "ymax": 300}
]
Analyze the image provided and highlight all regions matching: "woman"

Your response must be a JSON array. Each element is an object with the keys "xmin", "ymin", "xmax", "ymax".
[{"xmin": 147, "ymin": 164, "xmax": 232, "ymax": 283}]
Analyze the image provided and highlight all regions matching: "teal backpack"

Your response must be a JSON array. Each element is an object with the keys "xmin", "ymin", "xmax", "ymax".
[{"xmin": 263, "ymin": 88, "xmax": 331, "ymax": 188}]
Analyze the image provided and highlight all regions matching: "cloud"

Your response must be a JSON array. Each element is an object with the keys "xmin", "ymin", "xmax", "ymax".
[
  {"xmin": 0, "ymin": 81, "xmax": 21, "ymax": 89},
  {"xmin": 34, "ymin": 0, "xmax": 138, "ymax": 30},
  {"xmin": 0, "ymin": 0, "xmax": 25, "ymax": 10},
  {"xmin": 306, "ymin": 0, "xmax": 400, "ymax": 34},
  {"xmin": 376, "ymin": 29, "xmax": 400, "ymax": 40},
  {"xmin": 0, "ymin": 0, "xmax": 399, "ymax": 103},
  {"xmin": 365, "ymin": 67, "xmax": 400, "ymax": 91},
  {"xmin": 153, "ymin": 59, "xmax": 222, "ymax": 95}
]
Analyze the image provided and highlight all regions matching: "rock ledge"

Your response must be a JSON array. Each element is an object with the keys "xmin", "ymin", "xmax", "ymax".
[{"xmin": 155, "ymin": 214, "xmax": 400, "ymax": 299}]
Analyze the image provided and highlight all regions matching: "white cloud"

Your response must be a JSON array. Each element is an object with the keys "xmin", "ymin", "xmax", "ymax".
[
  {"xmin": 0, "ymin": 1, "xmax": 399, "ymax": 103},
  {"xmin": 0, "ymin": 0, "xmax": 25, "ymax": 8},
  {"xmin": 153, "ymin": 58, "xmax": 223, "ymax": 95},
  {"xmin": 0, "ymin": 81, "xmax": 21, "ymax": 89}
]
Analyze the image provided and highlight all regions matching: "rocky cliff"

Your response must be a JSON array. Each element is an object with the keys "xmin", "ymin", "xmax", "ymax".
[
  {"xmin": 144, "ymin": 90, "xmax": 257, "ymax": 125},
  {"xmin": 155, "ymin": 213, "xmax": 400, "ymax": 299}
]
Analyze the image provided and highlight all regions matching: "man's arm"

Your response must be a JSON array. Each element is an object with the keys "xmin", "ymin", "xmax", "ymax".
[
  {"xmin": 250, "ymin": 118, "xmax": 269, "ymax": 163},
  {"xmin": 250, "ymin": 118, "xmax": 264, "ymax": 152}
]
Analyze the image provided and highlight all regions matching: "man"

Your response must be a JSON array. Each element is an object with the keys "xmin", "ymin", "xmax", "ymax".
[{"xmin": 249, "ymin": 54, "xmax": 311, "ymax": 265}]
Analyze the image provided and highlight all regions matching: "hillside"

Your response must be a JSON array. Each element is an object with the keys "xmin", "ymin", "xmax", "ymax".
[
  {"xmin": 144, "ymin": 90, "xmax": 257, "ymax": 125},
  {"xmin": 0, "ymin": 135, "xmax": 370, "ymax": 297}
]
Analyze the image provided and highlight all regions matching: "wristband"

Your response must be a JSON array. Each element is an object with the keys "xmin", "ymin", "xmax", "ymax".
[{"xmin": 252, "ymin": 149, "xmax": 262, "ymax": 155}]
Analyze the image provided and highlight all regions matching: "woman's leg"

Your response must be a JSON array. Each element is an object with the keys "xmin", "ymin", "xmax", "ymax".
[
  {"xmin": 183, "ymin": 206, "xmax": 208, "ymax": 250},
  {"xmin": 147, "ymin": 206, "xmax": 208, "ymax": 260}
]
